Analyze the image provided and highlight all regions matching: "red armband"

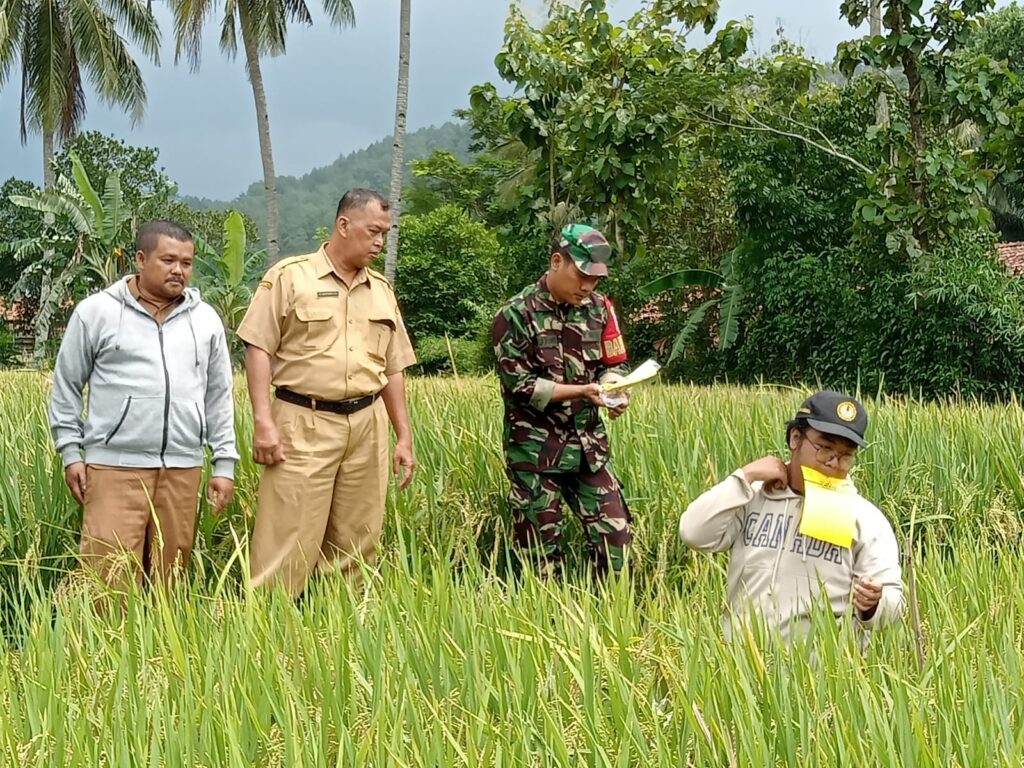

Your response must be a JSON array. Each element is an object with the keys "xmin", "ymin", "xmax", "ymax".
[{"xmin": 601, "ymin": 300, "xmax": 627, "ymax": 364}]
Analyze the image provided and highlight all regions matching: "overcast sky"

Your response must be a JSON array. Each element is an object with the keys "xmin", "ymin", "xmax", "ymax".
[{"xmin": 0, "ymin": 1, "xmax": 986, "ymax": 199}]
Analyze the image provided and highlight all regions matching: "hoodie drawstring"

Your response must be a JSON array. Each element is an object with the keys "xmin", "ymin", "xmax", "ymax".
[
  {"xmin": 186, "ymin": 307, "xmax": 199, "ymax": 367},
  {"xmin": 114, "ymin": 300, "xmax": 126, "ymax": 350}
]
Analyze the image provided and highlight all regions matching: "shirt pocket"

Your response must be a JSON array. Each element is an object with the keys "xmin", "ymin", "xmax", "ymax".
[
  {"xmin": 165, "ymin": 399, "xmax": 205, "ymax": 454},
  {"xmin": 367, "ymin": 317, "xmax": 395, "ymax": 365},
  {"xmin": 536, "ymin": 331, "xmax": 561, "ymax": 368},
  {"xmin": 581, "ymin": 328, "xmax": 603, "ymax": 365},
  {"xmin": 102, "ymin": 396, "xmax": 163, "ymax": 453},
  {"xmin": 295, "ymin": 304, "xmax": 338, "ymax": 351}
]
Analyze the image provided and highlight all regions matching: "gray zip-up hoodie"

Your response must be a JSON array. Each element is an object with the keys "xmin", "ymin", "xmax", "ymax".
[
  {"xmin": 49, "ymin": 276, "xmax": 238, "ymax": 478},
  {"xmin": 679, "ymin": 470, "xmax": 904, "ymax": 646}
]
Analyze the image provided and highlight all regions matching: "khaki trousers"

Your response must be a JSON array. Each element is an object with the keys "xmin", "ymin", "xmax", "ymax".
[
  {"xmin": 80, "ymin": 465, "xmax": 202, "ymax": 588},
  {"xmin": 250, "ymin": 397, "xmax": 389, "ymax": 595}
]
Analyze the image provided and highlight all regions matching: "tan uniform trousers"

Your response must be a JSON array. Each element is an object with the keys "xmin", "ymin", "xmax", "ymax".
[
  {"xmin": 80, "ymin": 465, "xmax": 202, "ymax": 588},
  {"xmin": 249, "ymin": 397, "xmax": 389, "ymax": 595}
]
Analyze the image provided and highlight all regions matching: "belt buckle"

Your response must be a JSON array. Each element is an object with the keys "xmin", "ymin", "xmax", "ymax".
[{"xmin": 309, "ymin": 396, "xmax": 317, "ymax": 412}]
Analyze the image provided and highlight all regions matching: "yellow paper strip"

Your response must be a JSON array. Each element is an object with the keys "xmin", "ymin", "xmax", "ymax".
[{"xmin": 798, "ymin": 465, "xmax": 858, "ymax": 548}]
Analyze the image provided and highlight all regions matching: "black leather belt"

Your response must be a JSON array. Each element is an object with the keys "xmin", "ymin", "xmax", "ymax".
[{"xmin": 276, "ymin": 388, "xmax": 379, "ymax": 415}]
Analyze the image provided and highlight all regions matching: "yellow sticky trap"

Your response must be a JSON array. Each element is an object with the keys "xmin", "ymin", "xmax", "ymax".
[{"xmin": 798, "ymin": 465, "xmax": 858, "ymax": 548}]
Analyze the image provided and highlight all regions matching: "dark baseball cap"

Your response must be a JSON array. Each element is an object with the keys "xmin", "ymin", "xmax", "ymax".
[
  {"xmin": 559, "ymin": 224, "xmax": 612, "ymax": 277},
  {"xmin": 793, "ymin": 390, "xmax": 868, "ymax": 447}
]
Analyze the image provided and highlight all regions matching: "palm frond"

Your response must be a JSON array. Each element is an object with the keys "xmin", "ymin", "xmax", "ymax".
[
  {"xmin": 319, "ymin": 0, "xmax": 354, "ymax": 29},
  {"xmin": 219, "ymin": 0, "xmax": 239, "ymax": 57},
  {"xmin": 0, "ymin": 0, "xmax": 27, "ymax": 89},
  {"xmin": 169, "ymin": 0, "xmax": 211, "ymax": 69},
  {"xmin": 68, "ymin": 0, "xmax": 147, "ymax": 123},
  {"xmin": 101, "ymin": 0, "xmax": 160, "ymax": 64}
]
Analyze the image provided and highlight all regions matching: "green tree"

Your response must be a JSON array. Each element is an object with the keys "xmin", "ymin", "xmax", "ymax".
[
  {"xmin": 465, "ymin": 0, "xmax": 743, "ymax": 250},
  {"xmin": 715, "ymin": 62, "xmax": 1024, "ymax": 398},
  {"xmin": 53, "ymin": 131, "xmax": 172, "ymax": 213},
  {"xmin": 168, "ymin": 0, "xmax": 356, "ymax": 264},
  {"xmin": 834, "ymin": 0, "xmax": 1022, "ymax": 253},
  {"xmin": 0, "ymin": 177, "xmax": 40, "ymax": 295},
  {"xmin": 0, "ymin": 0, "xmax": 160, "ymax": 188},
  {"xmin": 961, "ymin": 2, "xmax": 1024, "ymax": 238},
  {"xmin": 374, "ymin": 205, "xmax": 503, "ymax": 374}
]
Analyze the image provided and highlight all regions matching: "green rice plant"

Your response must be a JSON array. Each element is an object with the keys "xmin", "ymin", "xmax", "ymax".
[{"xmin": 0, "ymin": 372, "xmax": 1021, "ymax": 765}]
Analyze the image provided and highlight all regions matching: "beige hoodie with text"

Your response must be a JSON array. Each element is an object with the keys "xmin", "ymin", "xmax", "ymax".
[{"xmin": 679, "ymin": 470, "xmax": 904, "ymax": 646}]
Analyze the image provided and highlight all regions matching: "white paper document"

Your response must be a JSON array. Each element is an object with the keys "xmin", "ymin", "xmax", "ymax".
[{"xmin": 601, "ymin": 358, "xmax": 662, "ymax": 393}]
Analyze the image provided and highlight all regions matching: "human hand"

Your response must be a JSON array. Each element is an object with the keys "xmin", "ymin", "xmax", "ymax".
[
  {"xmin": 604, "ymin": 388, "xmax": 630, "ymax": 419},
  {"xmin": 741, "ymin": 456, "xmax": 790, "ymax": 491},
  {"xmin": 579, "ymin": 383, "xmax": 604, "ymax": 407},
  {"xmin": 853, "ymin": 575, "xmax": 883, "ymax": 617},
  {"xmin": 64, "ymin": 462, "xmax": 87, "ymax": 504},
  {"xmin": 393, "ymin": 439, "xmax": 416, "ymax": 490},
  {"xmin": 252, "ymin": 419, "xmax": 286, "ymax": 465},
  {"xmin": 207, "ymin": 477, "xmax": 235, "ymax": 515}
]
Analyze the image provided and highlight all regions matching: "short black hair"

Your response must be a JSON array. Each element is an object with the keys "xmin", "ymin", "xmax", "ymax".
[
  {"xmin": 335, "ymin": 188, "xmax": 390, "ymax": 219},
  {"xmin": 136, "ymin": 220, "xmax": 193, "ymax": 254}
]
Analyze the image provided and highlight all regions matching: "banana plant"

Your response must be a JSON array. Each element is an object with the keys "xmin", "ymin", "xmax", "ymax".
[
  {"xmin": 2, "ymin": 150, "xmax": 134, "ymax": 362},
  {"xmin": 637, "ymin": 250, "xmax": 744, "ymax": 364},
  {"xmin": 193, "ymin": 211, "xmax": 265, "ymax": 364}
]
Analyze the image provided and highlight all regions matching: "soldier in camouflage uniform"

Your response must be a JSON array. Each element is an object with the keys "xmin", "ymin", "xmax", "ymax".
[{"xmin": 491, "ymin": 224, "xmax": 632, "ymax": 575}]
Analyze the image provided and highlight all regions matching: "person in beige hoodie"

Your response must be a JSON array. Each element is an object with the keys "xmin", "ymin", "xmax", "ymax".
[{"xmin": 679, "ymin": 390, "xmax": 904, "ymax": 646}]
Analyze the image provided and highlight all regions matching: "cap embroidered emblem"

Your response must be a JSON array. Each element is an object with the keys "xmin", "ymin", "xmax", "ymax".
[{"xmin": 836, "ymin": 401, "xmax": 858, "ymax": 422}]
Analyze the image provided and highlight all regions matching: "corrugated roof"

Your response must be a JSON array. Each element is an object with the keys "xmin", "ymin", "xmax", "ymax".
[{"xmin": 997, "ymin": 241, "xmax": 1024, "ymax": 275}]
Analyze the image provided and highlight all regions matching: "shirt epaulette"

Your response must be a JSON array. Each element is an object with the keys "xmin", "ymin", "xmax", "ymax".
[
  {"xmin": 273, "ymin": 255, "xmax": 311, "ymax": 272},
  {"xmin": 366, "ymin": 267, "xmax": 391, "ymax": 284}
]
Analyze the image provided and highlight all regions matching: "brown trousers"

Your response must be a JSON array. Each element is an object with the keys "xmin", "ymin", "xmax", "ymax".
[
  {"xmin": 249, "ymin": 397, "xmax": 389, "ymax": 596},
  {"xmin": 80, "ymin": 465, "xmax": 202, "ymax": 588}
]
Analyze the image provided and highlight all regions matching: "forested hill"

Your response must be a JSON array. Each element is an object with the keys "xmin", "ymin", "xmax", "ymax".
[{"xmin": 183, "ymin": 121, "xmax": 473, "ymax": 255}]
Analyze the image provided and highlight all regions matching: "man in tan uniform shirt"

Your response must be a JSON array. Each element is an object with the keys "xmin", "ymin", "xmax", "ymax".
[{"xmin": 237, "ymin": 188, "xmax": 416, "ymax": 594}]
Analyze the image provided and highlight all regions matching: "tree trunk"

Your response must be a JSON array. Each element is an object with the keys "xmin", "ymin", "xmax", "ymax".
[
  {"xmin": 869, "ymin": 0, "xmax": 889, "ymax": 126},
  {"xmin": 384, "ymin": 0, "xmax": 411, "ymax": 284},
  {"xmin": 32, "ymin": 269, "xmax": 52, "ymax": 364},
  {"xmin": 238, "ymin": 2, "xmax": 280, "ymax": 265},
  {"xmin": 900, "ymin": 22, "xmax": 927, "ymax": 248},
  {"xmin": 37, "ymin": 133, "xmax": 56, "ymax": 365},
  {"xmin": 42, "ymin": 131, "xmax": 55, "ymax": 189}
]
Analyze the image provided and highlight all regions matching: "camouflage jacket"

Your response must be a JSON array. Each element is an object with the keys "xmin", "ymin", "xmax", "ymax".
[{"xmin": 491, "ymin": 276, "xmax": 627, "ymax": 474}]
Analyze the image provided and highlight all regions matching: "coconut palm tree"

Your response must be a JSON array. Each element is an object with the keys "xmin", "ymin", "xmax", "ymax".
[
  {"xmin": 0, "ymin": 0, "xmax": 160, "ymax": 188},
  {"xmin": 384, "ymin": 0, "xmax": 410, "ymax": 283},
  {"xmin": 169, "ymin": 0, "xmax": 355, "ymax": 264}
]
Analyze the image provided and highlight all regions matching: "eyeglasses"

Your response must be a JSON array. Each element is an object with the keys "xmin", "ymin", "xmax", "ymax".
[{"xmin": 803, "ymin": 435, "xmax": 857, "ymax": 470}]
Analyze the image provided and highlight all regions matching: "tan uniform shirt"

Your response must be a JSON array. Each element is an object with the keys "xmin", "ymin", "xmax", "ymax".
[{"xmin": 237, "ymin": 246, "xmax": 416, "ymax": 401}]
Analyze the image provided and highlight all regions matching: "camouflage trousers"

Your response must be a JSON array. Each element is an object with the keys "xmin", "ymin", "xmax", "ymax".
[{"xmin": 505, "ymin": 463, "xmax": 632, "ymax": 576}]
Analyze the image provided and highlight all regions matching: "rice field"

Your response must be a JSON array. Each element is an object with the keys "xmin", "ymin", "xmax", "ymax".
[{"xmin": 0, "ymin": 371, "xmax": 1022, "ymax": 766}]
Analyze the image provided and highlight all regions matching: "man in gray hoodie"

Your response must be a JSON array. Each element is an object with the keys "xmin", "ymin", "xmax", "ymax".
[
  {"xmin": 679, "ymin": 391, "xmax": 904, "ymax": 647},
  {"xmin": 49, "ymin": 220, "xmax": 239, "ymax": 587}
]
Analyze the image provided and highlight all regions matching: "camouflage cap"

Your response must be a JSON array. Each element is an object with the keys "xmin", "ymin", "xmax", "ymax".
[{"xmin": 559, "ymin": 224, "xmax": 612, "ymax": 277}]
